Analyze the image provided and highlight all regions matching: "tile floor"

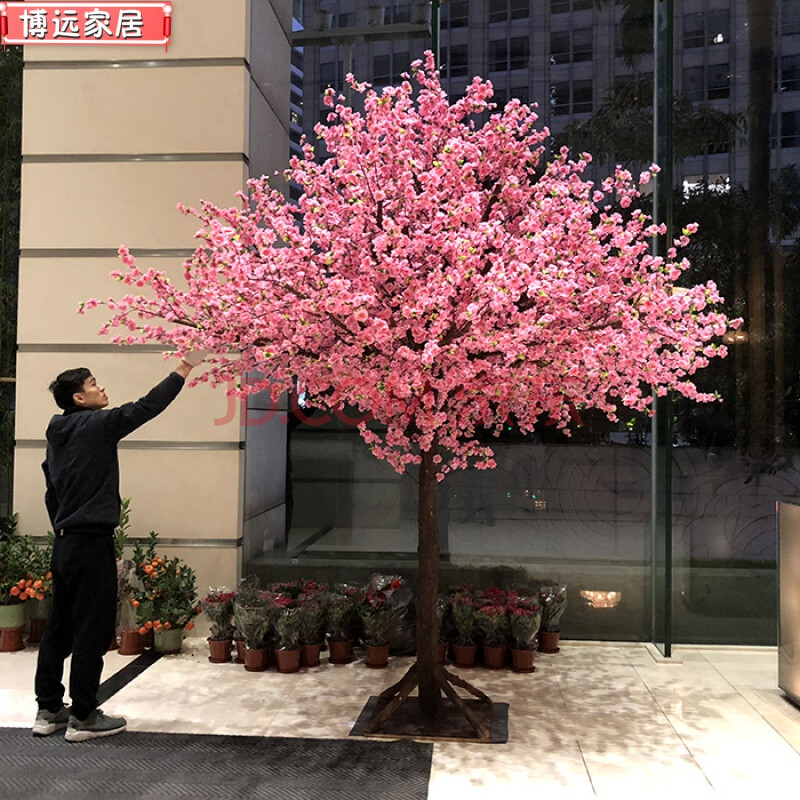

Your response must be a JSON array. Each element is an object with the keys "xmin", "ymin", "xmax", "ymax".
[{"xmin": 2, "ymin": 639, "xmax": 800, "ymax": 798}]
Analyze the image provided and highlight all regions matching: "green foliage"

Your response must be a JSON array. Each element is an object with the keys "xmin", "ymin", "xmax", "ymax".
[
  {"xmin": 538, "ymin": 585, "xmax": 568, "ymax": 632},
  {"xmin": 449, "ymin": 591, "xmax": 477, "ymax": 646},
  {"xmin": 326, "ymin": 585, "xmax": 360, "ymax": 641},
  {"xmin": 0, "ymin": 530, "xmax": 42, "ymax": 605},
  {"xmin": 358, "ymin": 593, "xmax": 393, "ymax": 646},
  {"xmin": 114, "ymin": 498, "xmax": 132, "ymax": 560},
  {"xmin": 233, "ymin": 592, "xmax": 272, "ymax": 649},
  {"xmin": 274, "ymin": 606, "xmax": 302, "ymax": 650}
]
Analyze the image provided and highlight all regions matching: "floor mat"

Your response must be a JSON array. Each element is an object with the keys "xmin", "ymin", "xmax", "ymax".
[{"xmin": 0, "ymin": 727, "xmax": 433, "ymax": 800}]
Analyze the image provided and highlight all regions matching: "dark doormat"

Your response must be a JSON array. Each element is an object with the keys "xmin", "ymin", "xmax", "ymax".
[
  {"xmin": 0, "ymin": 727, "xmax": 433, "ymax": 800},
  {"xmin": 351, "ymin": 696, "xmax": 509, "ymax": 743}
]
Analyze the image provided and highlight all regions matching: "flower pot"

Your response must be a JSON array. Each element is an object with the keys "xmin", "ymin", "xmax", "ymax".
[
  {"xmin": 141, "ymin": 628, "xmax": 154, "ymax": 649},
  {"xmin": 328, "ymin": 638, "xmax": 353, "ymax": 665},
  {"xmin": 365, "ymin": 642, "xmax": 390, "ymax": 669},
  {"xmin": 538, "ymin": 630, "xmax": 561, "ymax": 654},
  {"xmin": 452, "ymin": 643, "xmax": 478, "ymax": 668},
  {"xmin": 153, "ymin": 627, "xmax": 184, "ymax": 654},
  {"xmin": 511, "ymin": 648, "xmax": 536, "ymax": 673},
  {"xmin": 234, "ymin": 638, "xmax": 246, "ymax": 664},
  {"xmin": 0, "ymin": 603, "xmax": 25, "ymax": 652},
  {"xmin": 275, "ymin": 647, "xmax": 301, "ymax": 674},
  {"xmin": 107, "ymin": 633, "xmax": 119, "ymax": 651},
  {"xmin": 207, "ymin": 637, "xmax": 233, "ymax": 664},
  {"xmin": 243, "ymin": 645, "xmax": 268, "ymax": 672},
  {"xmin": 26, "ymin": 597, "xmax": 51, "ymax": 643},
  {"xmin": 118, "ymin": 629, "xmax": 143, "ymax": 656},
  {"xmin": 437, "ymin": 640, "xmax": 448, "ymax": 664},
  {"xmin": 301, "ymin": 642, "xmax": 322, "ymax": 668},
  {"xmin": 482, "ymin": 645, "xmax": 507, "ymax": 670}
]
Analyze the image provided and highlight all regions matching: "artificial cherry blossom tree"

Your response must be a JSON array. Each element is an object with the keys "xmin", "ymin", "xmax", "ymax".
[{"xmin": 88, "ymin": 53, "xmax": 737, "ymax": 734}]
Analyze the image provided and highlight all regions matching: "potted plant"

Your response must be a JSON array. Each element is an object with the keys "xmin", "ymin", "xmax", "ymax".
[
  {"xmin": 25, "ymin": 534, "xmax": 53, "ymax": 644},
  {"xmin": 449, "ymin": 589, "xmax": 479, "ymax": 667},
  {"xmin": 475, "ymin": 601, "xmax": 511, "ymax": 669},
  {"xmin": 273, "ymin": 600, "xmax": 302, "ymax": 673},
  {"xmin": 358, "ymin": 591, "xmax": 393, "ymax": 669},
  {"xmin": 326, "ymin": 584, "xmax": 360, "ymax": 664},
  {"xmin": 203, "ymin": 586, "xmax": 236, "ymax": 663},
  {"xmin": 507, "ymin": 596, "xmax": 541, "ymax": 673},
  {"xmin": 298, "ymin": 581, "xmax": 328, "ymax": 667},
  {"xmin": 233, "ymin": 589, "xmax": 272, "ymax": 671},
  {"xmin": 129, "ymin": 531, "xmax": 160, "ymax": 648},
  {"xmin": 538, "ymin": 584, "xmax": 567, "ymax": 653},
  {"xmin": 131, "ymin": 550, "xmax": 200, "ymax": 654},
  {"xmin": 0, "ymin": 520, "xmax": 38, "ymax": 652}
]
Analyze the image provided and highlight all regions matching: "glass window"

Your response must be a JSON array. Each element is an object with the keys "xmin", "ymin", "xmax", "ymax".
[
  {"xmin": 550, "ymin": 31, "xmax": 570, "ymax": 65},
  {"xmin": 573, "ymin": 79, "xmax": 593, "ymax": 113},
  {"xmin": 779, "ymin": 55, "xmax": 800, "ymax": 93},
  {"xmin": 493, "ymin": 87, "xmax": 509, "ymax": 109},
  {"xmin": 442, "ymin": 0, "xmax": 469, "ymax": 28},
  {"xmin": 373, "ymin": 55, "xmax": 391, "ymax": 86},
  {"xmin": 551, "ymin": 0, "xmax": 570, "ymax": 13},
  {"xmin": 707, "ymin": 63, "xmax": 730, "ymax": 99},
  {"xmin": 683, "ymin": 13, "xmax": 705, "ymax": 48},
  {"xmin": 708, "ymin": 10, "xmax": 730, "ymax": 45},
  {"xmin": 574, "ymin": 0, "xmax": 593, "ymax": 10},
  {"xmin": 442, "ymin": 43, "xmax": 469, "ymax": 78},
  {"xmin": 509, "ymin": 37, "xmax": 530, "ymax": 70},
  {"xmin": 510, "ymin": 0, "xmax": 530, "ymax": 20},
  {"xmin": 782, "ymin": 0, "xmax": 800, "ymax": 35},
  {"xmin": 550, "ymin": 81, "xmax": 570, "ymax": 115},
  {"xmin": 573, "ymin": 28, "xmax": 593, "ymax": 62},
  {"xmin": 683, "ymin": 66, "xmax": 705, "ymax": 102},
  {"xmin": 489, "ymin": 0, "xmax": 506, "ymax": 24},
  {"xmin": 781, "ymin": 110, "xmax": 800, "ymax": 147},
  {"xmin": 489, "ymin": 40, "xmax": 508, "ymax": 72},
  {"xmin": 319, "ymin": 60, "xmax": 343, "ymax": 88},
  {"xmin": 386, "ymin": 4, "xmax": 411, "ymax": 24},
  {"xmin": 333, "ymin": 12, "xmax": 354, "ymax": 28}
]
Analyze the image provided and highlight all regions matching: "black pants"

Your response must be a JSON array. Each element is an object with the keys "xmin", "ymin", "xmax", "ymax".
[{"xmin": 34, "ymin": 530, "xmax": 117, "ymax": 721}]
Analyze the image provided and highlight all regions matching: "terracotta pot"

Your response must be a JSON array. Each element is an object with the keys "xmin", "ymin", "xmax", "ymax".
[
  {"xmin": 437, "ymin": 640, "xmax": 448, "ymax": 664},
  {"xmin": 275, "ymin": 647, "xmax": 301, "ymax": 674},
  {"xmin": 482, "ymin": 645, "xmax": 507, "ymax": 670},
  {"xmin": 328, "ymin": 638, "xmax": 353, "ymax": 665},
  {"xmin": 365, "ymin": 642, "xmax": 390, "ymax": 669},
  {"xmin": 207, "ymin": 637, "xmax": 233, "ymax": 663},
  {"xmin": 153, "ymin": 627, "xmax": 184, "ymax": 654},
  {"xmin": 27, "ymin": 617, "xmax": 47, "ymax": 644},
  {"xmin": 234, "ymin": 638, "xmax": 246, "ymax": 664},
  {"xmin": 243, "ymin": 646, "xmax": 268, "ymax": 672},
  {"xmin": 107, "ymin": 633, "xmax": 119, "ymax": 651},
  {"xmin": 0, "ymin": 627, "xmax": 24, "ymax": 652},
  {"xmin": 511, "ymin": 648, "xmax": 536, "ymax": 673},
  {"xmin": 301, "ymin": 642, "xmax": 323, "ymax": 668},
  {"xmin": 538, "ymin": 630, "xmax": 561, "ymax": 654},
  {"xmin": 118, "ymin": 629, "xmax": 143, "ymax": 656},
  {"xmin": 452, "ymin": 643, "xmax": 478, "ymax": 668}
]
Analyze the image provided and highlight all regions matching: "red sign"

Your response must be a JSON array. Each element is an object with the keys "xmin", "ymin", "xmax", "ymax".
[{"xmin": 0, "ymin": 2, "xmax": 172, "ymax": 49}]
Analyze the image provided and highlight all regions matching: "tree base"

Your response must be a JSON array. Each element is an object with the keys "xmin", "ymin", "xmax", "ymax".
[{"xmin": 363, "ymin": 662, "xmax": 495, "ymax": 740}]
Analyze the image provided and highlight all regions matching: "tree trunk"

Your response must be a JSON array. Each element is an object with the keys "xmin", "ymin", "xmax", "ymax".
[
  {"xmin": 746, "ymin": 0, "xmax": 775, "ymax": 461},
  {"xmin": 417, "ymin": 446, "xmax": 441, "ymax": 719}
]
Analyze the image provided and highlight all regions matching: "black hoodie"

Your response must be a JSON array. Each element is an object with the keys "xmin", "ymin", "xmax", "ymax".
[{"xmin": 42, "ymin": 372, "xmax": 185, "ymax": 533}]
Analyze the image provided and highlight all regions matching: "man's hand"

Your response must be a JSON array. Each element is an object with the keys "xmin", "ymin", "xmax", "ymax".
[{"xmin": 181, "ymin": 349, "xmax": 210, "ymax": 367}]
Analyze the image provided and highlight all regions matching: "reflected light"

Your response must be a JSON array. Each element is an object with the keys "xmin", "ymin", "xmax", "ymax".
[
  {"xmin": 722, "ymin": 329, "xmax": 749, "ymax": 344},
  {"xmin": 580, "ymin": 590, "xmax": 622, "ymax": 609}
]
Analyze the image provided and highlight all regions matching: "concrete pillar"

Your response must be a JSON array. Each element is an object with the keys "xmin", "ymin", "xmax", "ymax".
[{"xmin": 14, "ymin": 0, "xmax": 292, "ymax": 602}]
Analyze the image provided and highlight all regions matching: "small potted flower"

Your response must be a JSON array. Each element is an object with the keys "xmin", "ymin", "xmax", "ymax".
[
  {"xmin": 233, "ymin": 589, "xmax": 272, "ymax": 671},
  {"xmin": 475, "ymin": 602, "xmax": 511, "ymax": 669},
  {"xmin": 131, "ymin": 552, "xmax": 200, "ymax": 654},
  {"xmin": 507, "ymin": 596, "xmax": 541, "ymax": 672},
  {"xmin": 449, "ymin": 588, "xmax": 478, "ymax": 667},
  {"xmin": 298, "ymin": 581, "xmax": 328, "ymax": 668},
  {"xmin": 203, "ymin": 586, "xmax": 236, "ymax": 663},
  {"xmin": 25, "ymin": 535, "xmax": 53, "ymax": 644},
  {"xmin": 538, "ymin": 584, "xmax": 567, "ymax": 653},
  {"xmin": 358, "ymin": 590, "xmax": 393, "ymax": 668},
  {"xmin": 274, "ymin": 599, "xmax": 302, "ymax": 673},
  {"xmin": 0, "ymin": 521, "xmax": 39, "ymax": 652},
  {"xmin": 326, "ymin": 584, "xmax": 361, "ymax": 664}
]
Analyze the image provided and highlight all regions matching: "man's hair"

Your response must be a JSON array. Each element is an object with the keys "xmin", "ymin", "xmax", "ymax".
[{"xmin": 49, "ymin": 368, "xmax": 92, "ymax": 410}]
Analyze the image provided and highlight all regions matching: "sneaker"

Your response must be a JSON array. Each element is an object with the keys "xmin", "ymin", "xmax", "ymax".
[
  {"xmin": 64, "ymin": 709, "xmax": 127, "ymax": 742},
  {"xmin": 32, "ymin": 705, "xmax": 71, "ymax": 737}
]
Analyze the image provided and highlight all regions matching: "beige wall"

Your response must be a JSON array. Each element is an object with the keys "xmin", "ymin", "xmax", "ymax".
[{"xmin": 14, "ymin": 0, "xmax": 292, "ymax": 621}]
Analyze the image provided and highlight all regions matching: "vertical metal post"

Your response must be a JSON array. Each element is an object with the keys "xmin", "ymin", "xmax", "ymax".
[
  {"xmin": 431, "ymin": 0, "xmax": 440, "ymax": 67},
  {"xmin": 651, "ymin": 0, "xmax": 674, "ymax": 657}
]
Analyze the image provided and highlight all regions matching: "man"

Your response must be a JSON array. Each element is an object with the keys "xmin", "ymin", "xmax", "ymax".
[{"xmin": 32, "ymin": 353, "xmax": 205, "ymax": 741}]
